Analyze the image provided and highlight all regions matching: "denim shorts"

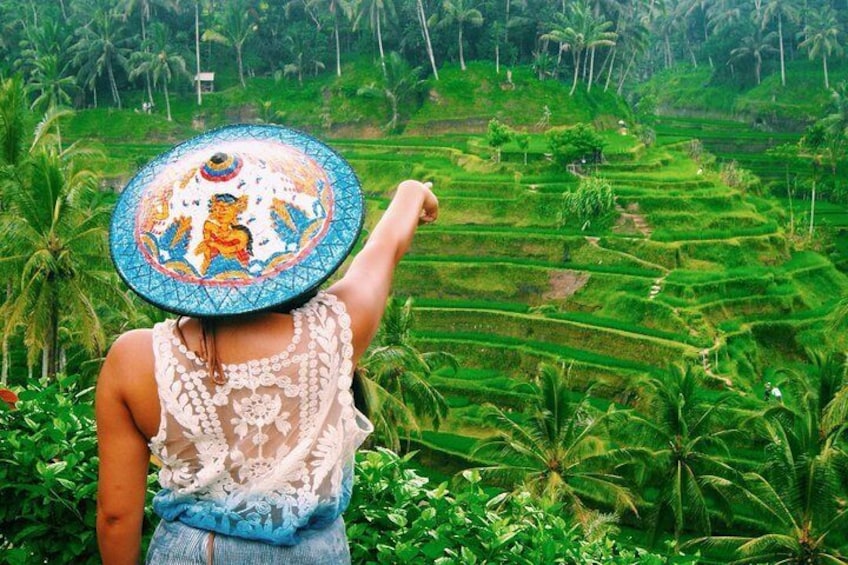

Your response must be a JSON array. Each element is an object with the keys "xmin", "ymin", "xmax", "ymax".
[{"xmin": 145, "ymin": 517, "xmax": 351, "ymax": 564}]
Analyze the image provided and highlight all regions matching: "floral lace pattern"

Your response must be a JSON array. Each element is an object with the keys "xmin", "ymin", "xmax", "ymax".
[{"xmin": 149, "ymin": 292, "xmax": 372, "ymax": 546}]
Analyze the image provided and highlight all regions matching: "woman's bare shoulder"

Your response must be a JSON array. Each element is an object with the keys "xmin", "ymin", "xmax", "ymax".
[
  {"xmin": 100, "ymin": 329, "xmax": 156, "ymax": 387},
  {"xmin": 108, "ymin": 328, "xmax": 155, "ymax": 358}
]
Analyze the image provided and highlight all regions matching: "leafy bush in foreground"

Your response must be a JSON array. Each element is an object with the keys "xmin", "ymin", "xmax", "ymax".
[
  {"xmin": 0, "ymin": 376, "xmax": 680, "ymax": 564},
  {"xmin": 0, "ymin": 375, "xmax": 102, "ymax": 564},
  {"xmin": 347, "ymin": 449, "xmax": 684, "ymax": 564}
]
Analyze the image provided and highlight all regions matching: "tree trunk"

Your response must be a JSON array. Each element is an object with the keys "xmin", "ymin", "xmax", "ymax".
[
  {"xmin": 196, "ymin": 0, "xmax": 202, "ymax": 105},
  {"xmin": 141, "ymin": 9, "xmax": 154, "ymax": 105},
  {"xmin": 164, "ymin": 80, "xmax": 172, "ymax": 121},
  {"xmin": 417, "ymin": 0, "xmax": 439, "ymax": 80},
  {"xmin": 755, "ymin": 54, "xmax": 761, "ymax": 85},
  {"xmin": 787, "ymin": 171, "xmax": 795, "ymax": 236},
  {"xmin": 237, "ymin": 44, "xmax": 246, "ymax": 88},
  {"xmin": 459, "ymin": 25, "xmax": 466, "ymax": 71},
  {"xmin": 45, "ymin": 299, "xmax": 59, "ymax": 380},
  {"xmin": 617, "ymin": 52, "xmax": 636, "ymax": 95},
  {"xmin": 809, "ymin": 178, "xmax": 816, "ymax": 237},
  {"xmin": 604, "ymin": 47, "xmax": 616, "ymax": 92},
  {"xmin": 388, "ymin": 90, "xmax": 398, "ymax": 131},
  {"xmin": 823, "ymin": 52, "xmax": 829, "ymax": 90},
  {"xmin": 334, "ymin": 19, "xmax": 342, "ymax": 77},
  {"xmin": 495, "ymin": 42, "xmax": 500, "ymax": 74},
  {"xmin": 587, "ymin": 46, "xmax": 596, "ymax": 92},
  {"xmin": 504, "ymin": 0, "xmax": 510, "ymax": 45},
  {"xmin": 92, "ymin": 83, "xmax": 98, "ymax": 108},
  {"xmin": 2, "ymin": 282, "xmax": 9, "ymax": 385},
  {"xmin": 664, "ymin": 34, "xmax": 672, "ymax": 69},
  {"xmin": 377, "ymin": 11, "xmax": 387, "ymax": 78},
  {"xmin": 570, "ymin": 51, "xmax": 581, "ymax": 96},
  {"xmin": 107, "ymin": 59, "xmax": 122, "ymax": 109},
  {"xmin": 778, "ymin": 15, "xmax": 786, "ymax": 86}
]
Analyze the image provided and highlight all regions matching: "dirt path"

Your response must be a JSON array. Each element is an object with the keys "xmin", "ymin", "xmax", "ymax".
[{"xmin": 614, "ymin": 202, "xmax": 653, "ymax": 237}]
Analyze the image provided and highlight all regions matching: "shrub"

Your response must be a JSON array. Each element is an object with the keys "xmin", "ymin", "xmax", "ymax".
[
  {"xmin": 487, "ymin": 118, "xmax": 513, "ymax": 163},
  {"xmin": 719, "ymin": 160, "xmax": 761, "ymax": 193},
  {"xmin": 547, "ymin": 123, "xmax": 606, "ymax": 168},
  {"xmin": 0, "ymin": 375, "xmax": 101, "ymax": 563},
  {"xmin": 559, "ymin": 176, "xmax": 616, "ymax": 229},
  {"xmin": 0, "ymin": 375, "xmax": 157, "ymax": 564},
  {"xmin": 347, "ymin": 448, "xmax": 677, "ymax": 564}
]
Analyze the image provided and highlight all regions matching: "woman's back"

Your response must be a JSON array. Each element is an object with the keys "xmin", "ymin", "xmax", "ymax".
[{"xmin": 149, "ymin": 292, "xmax": 371, "ymax": 545}]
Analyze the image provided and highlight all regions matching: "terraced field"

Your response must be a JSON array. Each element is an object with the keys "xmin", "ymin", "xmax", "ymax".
[{"xmin": 342, "ymin": 129, "xmax": 848, "ymax": 465}]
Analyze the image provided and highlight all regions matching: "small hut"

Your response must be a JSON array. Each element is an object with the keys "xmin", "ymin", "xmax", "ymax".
[{"xmin": 194, "ymin": 72, "xmax": 215, "ymax": 93}]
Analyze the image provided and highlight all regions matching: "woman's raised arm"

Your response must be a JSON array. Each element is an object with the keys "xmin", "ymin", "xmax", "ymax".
[{"xmin": 329, "ymin": 180, "xmax": 438, "ymax": 362}]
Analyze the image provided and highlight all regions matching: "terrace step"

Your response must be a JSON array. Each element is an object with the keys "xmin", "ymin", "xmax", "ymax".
[{"xmin": 414, "ymin": 307, "xmax": 697, "ymax": 366}]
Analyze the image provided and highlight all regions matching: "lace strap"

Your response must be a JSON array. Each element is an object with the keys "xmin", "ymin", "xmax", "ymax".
[{"xmin": 313, "ymin": 292, "xmax": 354, "ymax": 390}]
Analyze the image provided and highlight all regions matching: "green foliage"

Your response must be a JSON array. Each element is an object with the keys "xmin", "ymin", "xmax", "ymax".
[
  {"xmin": 547, "ymin": 123, "xmax": 606, "ymax": 168},
  {"xmin": 559, "ymin": 176, "xmax": 615, "ymax": 229},
  {"xmin": 486, "ymin": 118, "xmax": 512, "ymax": 163},
  {"xmin": 0, "ymin": 375, "xmax": 155, "ymax": 564},
  {"xmin": 347, "ymin": 448, "xmax": 676, "ymax": 564}
]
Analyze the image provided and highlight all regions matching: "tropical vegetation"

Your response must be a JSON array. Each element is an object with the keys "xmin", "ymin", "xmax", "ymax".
[{"xmin": 0, "ymin": 0, "xmax": 846, "ymax": 563}]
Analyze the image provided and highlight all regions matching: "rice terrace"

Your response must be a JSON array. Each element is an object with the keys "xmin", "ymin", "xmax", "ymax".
[{"xmin": 0, "ymin": 0, "xmax": 847, "ymax": 563}]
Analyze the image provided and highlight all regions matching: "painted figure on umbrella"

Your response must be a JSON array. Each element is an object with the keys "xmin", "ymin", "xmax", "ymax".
[{"xmin": 196, "ymin": 193, "xmax": 253, "ymax": 277}]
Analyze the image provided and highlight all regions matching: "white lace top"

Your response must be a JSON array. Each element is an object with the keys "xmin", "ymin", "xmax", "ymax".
[{"xmin": 148, "ymin": 292, "xmax": 372, "ymax": 545}]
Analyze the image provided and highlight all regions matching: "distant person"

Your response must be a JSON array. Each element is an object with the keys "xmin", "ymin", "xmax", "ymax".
[
  {"xmin": 770, "ymin": 385, "xmax": 783, "ymax": 404},
  {"xmin": 96, "ymin": 125, "xmax": 438, "ymax": 564},
  {"xmin": 764, "ymin": 381, "xmax": 773, "ymax": 401}
]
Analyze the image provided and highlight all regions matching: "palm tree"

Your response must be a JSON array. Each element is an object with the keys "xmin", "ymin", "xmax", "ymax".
[
  {"xmin": 357, "ymin": 51, "xmax": 424, "ymax": 132},
  {"xmin": 761, "ymin": 0, "xmax": 799, "ymax": 87},
  {"xmin": 438, "ymin": 0, "xmax": 483, "ymax": 71},
  {"xmin": 202, "ymin": 0, "xmax": 258, "ymax": 88},
  {"xmin": 356, "ymin": 296, "xmax": 454, "ymax": 451},
  {"xmin": 308, "ymin": 0, "xmax": 354, "ymax": 78},
  {"xmin": 27, "ymin": 54, "xmax": 76, "ymax": 114},
  {"xmin": 799, "ymin": 7, "xmax": 843, "ymax": 90},
  {"xmin": 694, "ymin": 359, "xmax": 848, "ymax": 564},
  {"xmin": 582, "ymin": 10, "xmax": 616, "ymax": 92},
  {"xmin": 415, "ymin": 0, "xmax": 439, "ymax": 79},
  {"xmin": 72, "ymin": 7, "xmax": 131, "ymax": 109},
  {"xmin": 129, "ymin": 23, "xmax": 188, "ymax": 121},
  {"xmin": 729, "ymin": 30, "xmax": 778, "ymax": 86},
  {"xmin": 0, "ymin": 85, "xmax": 128, "ymax": 378},
  {"xmin": 0, "ymin": 76, "xmax": 29, "ymax": 383},
  {"xmin": 632, "ymin": 365, "xmax": 742, "ymax": 545},
  {"xmin": 119, "ymin": 0, "xmax": 154, "ymax": 104},
  {"xmin": 353, "ymin": 0, "xmax": 396, "ymax": 78},
  {"xmin": 540, "ymin": 12, "xmax": 571, "ymax": 70},
  {"xmin": 472, "ymin": 362, "xmax": 636, "ymax": 521}
]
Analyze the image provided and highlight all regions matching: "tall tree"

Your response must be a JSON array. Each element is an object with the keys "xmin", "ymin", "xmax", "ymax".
[
  {"xmin": 632, "ymin": 365, "xmax": 742, "ymax": 545},
  {"xmin": 308, "ymin": 0, "xmax": 354, "ymax": 77},
  {"xmin": 438, "ymin": 0, "xmax": 484, "ymax": 71},
  {"xmin": 0, "ymin": 81, "xmax": 127, "ymax": 378},
  {"xmin": 129, "ymin": 22, "xmax": 188, "ymax": 121},
  {"xmin": 202, "ymin": 0, "xmax": 258, "ymax": 88},
  {"xmin": 582, "ymin": 7, "xmax": 616, "ymax": 92},
  {"xmin": 761, "ymin": 0, "xmax": 799, "ymax": 87},
  {"xmin": 473, "ymin": 362, "xmax": 636, "ymax": 521},
  {"xmin": 27, "ymin": 54, "xmax": 76, "ymax": 114},
  {"xmin": 696, "ymin": 354, "xmax": 848, "ymax": 564},
  {"xmin": 415, "ymin": 0, "xmax": 439, "ymax": 79},
  {"xmin": 729, "ymin": 30, "xmax": 778, "ymax": 86},
  {"xmin": 358, "ymin": 52, "xmax": 425, "ymax": 131},
  {"xmin": 798, "ymin": 6, "xmax": 843, "ymax": 90},
  {"xmin": 72, "ymin": 7, "xmax": 131, "ymax": 109},
  {"xmin": 353, "ymin": 0, "xmax": 396, "ymax": 78},
  {"xmin": 355, "ymin": 296, "xmax": 454, "ymax": 450}
]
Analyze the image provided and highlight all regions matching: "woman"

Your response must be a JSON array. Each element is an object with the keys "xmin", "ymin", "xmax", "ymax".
[{"xmin": 96, "ymin": 125, "xmax": 438, "ymax": 564}]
